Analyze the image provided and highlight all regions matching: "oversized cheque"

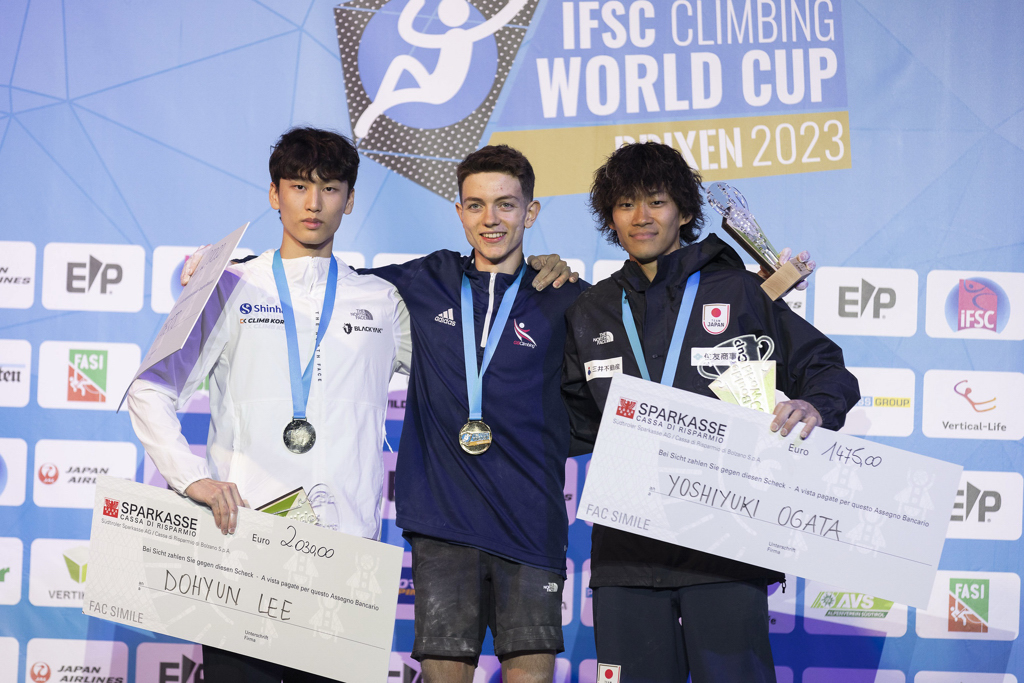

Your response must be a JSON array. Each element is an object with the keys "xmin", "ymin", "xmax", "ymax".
[
  {"xmin": 577, "ymin": 374, "xmax": 962, "ymax": 608},
  {"xmin": 84, "ymin": 476, "xmax": 401, "ymax": 682}
]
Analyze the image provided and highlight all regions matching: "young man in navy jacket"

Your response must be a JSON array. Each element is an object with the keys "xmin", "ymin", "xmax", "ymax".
[
  {"xmin": 369, "ymin": 145, "xmax": 587, "ymax": 683},
  {"xmin": 562, "ymin": 142, "xmax": 859, "ymax": 683}
]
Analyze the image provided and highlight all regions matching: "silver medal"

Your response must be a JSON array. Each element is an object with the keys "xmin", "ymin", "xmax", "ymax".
[{"xmin": 283, "ymin": 419, "xmax": 316, "ymax": 454}]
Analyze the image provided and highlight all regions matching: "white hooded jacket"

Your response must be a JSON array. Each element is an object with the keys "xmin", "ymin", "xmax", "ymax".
[{"xmin": 127, "ymin": 250, "xmax": 411, "ymax": 540}]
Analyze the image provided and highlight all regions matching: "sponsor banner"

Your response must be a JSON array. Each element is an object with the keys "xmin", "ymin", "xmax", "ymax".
[
  {"xmin": 812, "ymin": 267, "xmax": 918, "ymax": 337},
  {"xmin": 0, "ymin": 538, "xmax": 23, "ymax": 606},
  {"xmin": 32, "ymin": 440, "xmax": 137, "ymax": 509},
  {"xmin": 925, "ymin": 270, "xmax": 1024, "ymax": 340},
  {"xmin": 563, "ymin": 557, "xmax": 575, "ymax": 626},
  {"xmin": 580, "ymin": 558, "xmax": 593, "ymax": 627},
  {"xmin": 0, "ymin": 339, "xmax": 31, "ymax": 408},
  {"xmin": 0, "ymin": 636, "xmax": 17, "ymax": 683},
  {"xmin": 0, "ymin": 240, "xmax": 36, "ymax": 310},
  {"xmin": 915, "ymin": 571, "xmax": 1020, "ymax": 641},
  {"xmin": 916, "ymin": 674, "xmax": 1017, "ymax": 683},
  {"xmin": 37, "ymin": 341, "xmax": 141, "ymax": 411},
  {"xmin": 28, "ymin": 538, "xmax": 90, "ymax": 608},
  {"xmin": 585, "ymin": 357, "xmax": 623, "ymax": 381},
  {"xmin": 41, "ymin": 242, "xmax": 145, "ymax": 312},
  {"xmin": 767, "ymin": 575, "xmax": 795, "ymax": 634},
  {"xmin": 150, "ymin": 245, "xmax": 255, "ymax": 314},
  {"xmin": 387, "ymin": 374, "xmax": 408, "ymax": 421},
  {"xmin": 803, "ymin": 580, "xmax": 908, "ymax": 637},
  {"xmin": 840, "ymin": 367, "xmax": 915, "ymax": 437},
  {"xmin": 565, "ymin": 458, "xmax": 578, "ymax": 524},
  {"xmin": 25, "ymin": 638, "xmax": 128, "ymax": 683},
  {"xmin": 947, "ymin": 471, "xmax": 1023, "ymax": 541},
  {"xmin": 921, "ymin": 370, "xmax": 1023, "ymax": 441},
  {"xmin": 397, "ymin": 551, "xmax": 413, "ymax": 621},
  {"xmin": 746, "ymin": 263, "xmax": 807, "ymax": 318},
  {"xmin": 0, "ymin": 438, "xmax": 28, "ymax": 507},
  {"xmin": 493, "ymin": 111, "xmax": 851, "ymax": 198},
  {"xmin": 135, "ymin": 643, "xmax": 204, "ymax": 683},
  {"xmin": 804, "ymin": 669, "xmax": 905, "ymax": 683}
]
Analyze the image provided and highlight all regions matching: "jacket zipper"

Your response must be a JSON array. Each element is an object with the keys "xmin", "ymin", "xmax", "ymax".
[{"xmin": 480, "ymin": 272, "xmax": 497, "ymax": 348}]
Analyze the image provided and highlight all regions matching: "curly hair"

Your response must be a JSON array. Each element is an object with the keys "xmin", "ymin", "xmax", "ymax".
[
  {"xmin": 457, "ymin": 144, "xmax": 536, "ymax": 203},
  {"xmin": 269, "ymin": 127, "xmax": 359, "ymax": 189},
  {"xmin": 589, "ymin": 142, "xmax": 704, "ymax": 246}
]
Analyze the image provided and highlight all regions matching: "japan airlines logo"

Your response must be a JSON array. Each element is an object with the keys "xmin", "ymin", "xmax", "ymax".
[
  {"xmin": 29, "ymin": 662, "xmax": 51, "ymax": 682},
  {"xmin": 42, "ymin": 243, "xmax": 144, "ymax": 312},
  {"xmin": 335, "ymin": 0, "xmax": 541, "ymax": 200},
  {"xmin": 512, "ymin": 319, "xmax": 537, "ymax": 347},
  {"xmin": 615, "ymin": 398, "xmax": 636, "ymax": 419},
  {"xmin": 38, "ymin": 464, "xmax": 58, "ymax": 485},
  {"xmin": 0, "ymin": 240, "xmax": 36, "ymax": 308}
]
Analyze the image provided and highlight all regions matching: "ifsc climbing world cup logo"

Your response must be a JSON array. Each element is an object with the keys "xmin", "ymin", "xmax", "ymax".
[{"xmin": 335, "ymin": 0, "xmax": 540, "ymax": 200}]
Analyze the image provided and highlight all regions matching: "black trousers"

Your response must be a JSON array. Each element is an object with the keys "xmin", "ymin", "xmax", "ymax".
[
  {"xmin": 201, "ymin": 645, "xmax": 340, "ymax": 683},
  {"xmin": 592, "ymin": 580, "xmax": 777, "ymax": 683}
]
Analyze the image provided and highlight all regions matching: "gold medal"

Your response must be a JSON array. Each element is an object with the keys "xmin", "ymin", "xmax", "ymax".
[{"xmin": 459, "ymin": 420, "xmax": 492, "ymax": 455}]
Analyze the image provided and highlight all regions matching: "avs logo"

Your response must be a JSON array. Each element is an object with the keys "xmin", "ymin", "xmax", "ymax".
[
  {"xmin": 946, "ymin": 277, "xmax": 1009, "ymax": 333},
  {"xmin": 512, "ymin": 319, "xmax": 536, "ymax": 347},
  {"xmin": 948, "ymin": 578, "xmax": 989, "ymax": 633},
  {"xmin": 42, "ymin": 242, "xmax": 144, "ymax": 312},
  {"xmin": 67, "ymin": 349, "xmax": 107, "ymax": 403},
  {"xmin": 29, "ymin": 662, "xmax": 51, "ymax": 683},
  {"xmin": 702, "ymin": 304, "xmax": 730, "ymax": 334},
  {"xmin": 103, "ymin": 498, "xmax": 120, "ymax": 518},
  {"xmin": 809, "ymin": 591, "xmax": 893, "ymax": 618},
  {"xmin": 335, "ymin": 0, "xmax": 541, "ymax": 200},
  {"xmin": 838, "ymin": 279, "xmax": 895, "ymax": 319},
  {"xmin": 615, "ymin": 398, "xmax": 636, "ymax": 419}
]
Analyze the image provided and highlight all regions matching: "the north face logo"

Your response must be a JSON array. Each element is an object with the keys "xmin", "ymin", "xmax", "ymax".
[
  {"xmin": 594, "ymin": 331, "xmax": 613, "ymax": 345},
  {"xmin": 102, "ymin": 498, "xmax": 119, "ymax": 518},
  {"xmin": 352, "ymin": 308, "xmax": 373, "ymax": 320},
  {"xmin": 616, "ymin": 398, "xmax": 636, "ymax": 419}
]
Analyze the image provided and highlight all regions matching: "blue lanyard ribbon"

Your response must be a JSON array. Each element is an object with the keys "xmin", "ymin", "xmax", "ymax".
[
  {"xmin": 272, "ymin": 250, "xmax": 338, "ymax": 420},
  {"xmin": 621, "ymin": 270, "xmax": 700, "ymax": 386},
  {"xmin": 461, "ymin": 266, "xmax": 525, "ymax": 421}
]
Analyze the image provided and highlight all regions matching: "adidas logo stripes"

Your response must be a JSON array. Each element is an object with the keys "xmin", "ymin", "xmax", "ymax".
[{"xmin": 434, "ymin": 308, "xmax": 456, "ymax": 326}]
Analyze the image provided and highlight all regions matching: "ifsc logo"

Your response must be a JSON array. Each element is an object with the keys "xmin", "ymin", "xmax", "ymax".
[
  {"xmin": 926, "ymin": 270, "xmax": 1024, "ymax": 340},
  {"xmin": 335, "ymin": 0, "xmax": 541, "ymax": 200}
]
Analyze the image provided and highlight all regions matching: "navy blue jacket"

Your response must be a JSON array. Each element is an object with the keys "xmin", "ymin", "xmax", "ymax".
[{"xmin": 368, "ymin": 251, "xmax": 587, "ymax": 574}]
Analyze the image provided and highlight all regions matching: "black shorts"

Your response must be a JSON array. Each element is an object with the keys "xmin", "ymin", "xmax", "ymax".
[{"xmin": 407, "ymin": 534, "xmax": 565, "ymax": 661}]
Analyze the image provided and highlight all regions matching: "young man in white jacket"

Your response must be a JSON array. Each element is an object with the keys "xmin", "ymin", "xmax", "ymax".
[{"xmin": 128, "ymin": 127, "xmax": 412, "ymax": 682}]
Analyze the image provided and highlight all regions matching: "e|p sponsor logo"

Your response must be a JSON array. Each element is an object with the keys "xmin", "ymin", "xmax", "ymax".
[
  {"xmin": 0, "ymin": 240, "xmax": 36, "ymax": 309},
  {"xmin": 0, "ymin": 537, "xmax": 24, "ymax": 605},
  {"xmin": 947, "ymin": 471, "xmax": 1023, "ymax": 541},
  {"xmin": 921, "ymin": 370, "xmax": 1024, "ymax": 441},
  {"xmin": 926, "ymin": 269, "xmax": 1024, "ymax": 340},
  {"xmin": 335, "ymin": 0, "xmax": 542, "ymax": 201},
  {"xmin": 28, "ymin": 539, "xmax": 91, "ymax": 607},
  {"xmin": 802, "ymin": 580, "xmax": 907, "ymax": 637},
  {"xmin": 37, "ymin": 341, "xmax": 140, "ymax": 411},
  {"xmin": 25, "ymin": 639, "xmax": 128, "ymax": 683},
  {"xmin": 0, "ymin": 338, "xmax": 31, "ymax": 408},
  {"xmin": 135, "ymin": 643, "xmax": 204, "ymax": 683},
  {"xmin": 840, "ymin": 367, "xmax": 914, "ymax": 438},
  {"xmin": 32, "ymin": 439, "xmax": 136, "ymax": 509},
  {"xmin": 41, "ymin": 242, "xmax": 145, "ymax": 312},
  {"xmin": 0, "ymin": 438, "xmax": 28, "ymax": 507},
  {"xmin": 812, "ymin": 267, "xmax": 918, "ymax": 336},
  {"xmin": 915, "ymin": 570, "xmax": 1019, "ymax": 640}
]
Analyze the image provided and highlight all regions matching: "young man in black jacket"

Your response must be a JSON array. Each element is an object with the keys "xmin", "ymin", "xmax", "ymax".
[{"xmin": 562, "ymin": 142, "xmax": 860, "ymax": 683}]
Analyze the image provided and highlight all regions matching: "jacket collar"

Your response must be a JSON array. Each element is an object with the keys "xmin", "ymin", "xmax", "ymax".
[{"xmin": 612, "ymin": 234, "xmax": 741, "ymax": 293}]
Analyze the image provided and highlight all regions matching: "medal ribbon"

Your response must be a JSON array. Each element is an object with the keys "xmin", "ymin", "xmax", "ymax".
[
  {"xmin": 272, "ymin": 250, "xmax": 338, "ymax": 420},
  {"xmin": 621, "ymin": 270, "xmax": 700, "ymax": 385},
  {"xmin": 461, "ymin": 266, "xmax": 526, "ymax": 421}
]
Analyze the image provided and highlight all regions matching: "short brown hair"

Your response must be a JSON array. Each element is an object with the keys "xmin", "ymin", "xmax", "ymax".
[{"xmin": 457, "ymin": 145, "xmax": 536, "ymax": 202}]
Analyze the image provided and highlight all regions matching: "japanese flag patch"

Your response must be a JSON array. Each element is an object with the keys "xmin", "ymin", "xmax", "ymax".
[
  {"xmin": 597, "ymin": 663, "xmax": 621, "ymax": 682},
  {"xmin": 702, "ymin": 303, "xmax": 730, "ymax": 335}
]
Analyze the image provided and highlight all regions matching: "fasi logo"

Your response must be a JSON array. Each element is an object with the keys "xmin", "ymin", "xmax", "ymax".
[
  {"xmin": 512, "ymin": 319, "xmax": 537, "ymax": 347},
  {"xmin": 809, "ymin": 591, "xmax": 893, "ymax": 618},
  {"xmin": 67, "ymin": 349, "xmax": 107, "ymax": 403},
  {"xmin": 335, "ymin": 0, "xmax": 541, "ymax": 200},
  {"xmin": 37, "ymin": 463, "xmax": 58, "ymax": 485},
  {"xmin": 946, "ymin": 277, "xmax": 1009, "ymax": 333},
  {"xmin": 102, "ymin": 498, "xmax": 120, "ymax": 518},
  {"xmin": 615, "ymin": 398, "xmax": 636, "ymax": 419},
  {"xmin": 29, "ymin": 662, "xmax": 51, "ymax": 683},
  {"xmin": 948, "ymin": 578, "xmax": 989, "ymax": 633}
]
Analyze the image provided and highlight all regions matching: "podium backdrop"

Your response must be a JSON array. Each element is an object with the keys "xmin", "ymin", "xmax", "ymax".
[{"xmin": 1, "ymin": 1, "xmax": 1022, "ymax": 681}]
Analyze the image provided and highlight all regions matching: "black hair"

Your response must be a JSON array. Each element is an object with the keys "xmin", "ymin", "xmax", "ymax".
[
  {"xmin": 589, "ymin": 142, "xmax": 704, "ymax": 246},
  {"xmin": 268, "ymin": 127, "xmax": 359, "ymax": 190},
  {"xmin": 457, "ymin": 144, "xmax": 536, "ymax": 202}
]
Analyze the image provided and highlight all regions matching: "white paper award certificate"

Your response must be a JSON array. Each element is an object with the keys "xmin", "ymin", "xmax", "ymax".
[
  {"xmin": 577, "ymin": 374, "xmax": 962, "ymax": 608},
  {"xmin": 84, "ymin": 476, "xmax": 402, "ymax": 682}
]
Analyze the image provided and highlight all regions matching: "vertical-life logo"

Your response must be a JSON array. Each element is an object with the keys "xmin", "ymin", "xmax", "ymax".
[
  {"xmin": 67, "ymin": 349, "xmax": 107, "ymax": 403},
  {"xmin": 335, "ymin": 0, "xmax": 541, "ymax": 200}
]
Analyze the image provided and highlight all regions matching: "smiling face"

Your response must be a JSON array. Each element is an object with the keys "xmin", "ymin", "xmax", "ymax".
[
  {"xmin": 270, "ymin": 173, "xmax": 354, "ymax": 258},
  {"xmin": 610, "ymin": 191, "xmax": 691, "ymax": 277},
  {"xmin": 456, "ymin": 171, "xmax": 540, "ymax": 274}
]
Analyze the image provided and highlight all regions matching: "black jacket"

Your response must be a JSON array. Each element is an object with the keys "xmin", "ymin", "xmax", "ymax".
[{"xmin": 562, "ymin": 235, "xmax": 860, "ymax": 588}]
